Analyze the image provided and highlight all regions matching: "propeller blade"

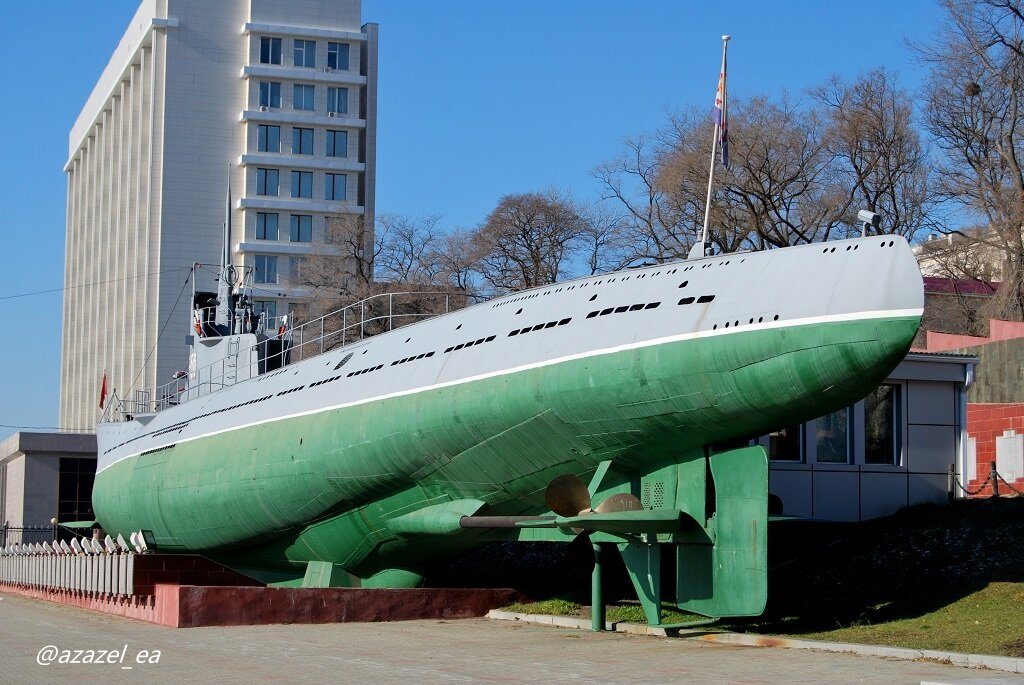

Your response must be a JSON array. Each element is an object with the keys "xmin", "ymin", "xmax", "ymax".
[
  {"xmin": 545, "ymin": 474, "xmax": 592, "ymax": 518},
  {"xmin": 594, "ymin": 493, "xmax": 643, "ymax": 514}
]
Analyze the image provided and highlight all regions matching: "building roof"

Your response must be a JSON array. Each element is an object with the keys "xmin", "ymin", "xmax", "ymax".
[{"xmin": 923, "ymin": 276, "xmax": 998, "ymax": 296}]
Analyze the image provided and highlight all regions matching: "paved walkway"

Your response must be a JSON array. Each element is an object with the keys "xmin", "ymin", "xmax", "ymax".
[{"xmin": 0, "ymin": 591, "xmax": 1020, "ymax": 685}]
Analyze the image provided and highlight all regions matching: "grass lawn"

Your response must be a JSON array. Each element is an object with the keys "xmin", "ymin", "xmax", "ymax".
[{"xmin": 793, "ymin": 582, "xmax": 1024, "ymax": 657}]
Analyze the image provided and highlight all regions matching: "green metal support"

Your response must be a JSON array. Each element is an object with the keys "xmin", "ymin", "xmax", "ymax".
[
  {"xmin": 301, "ymin": 560, "xmax": 353, "ymax": 588},
  {"xmin": 592, "ymin": 542, "xmax": 605, "ymax": 631},
  {"xmin": 618, "ymin": 540, "xmax": 662, "ymax": 626}
]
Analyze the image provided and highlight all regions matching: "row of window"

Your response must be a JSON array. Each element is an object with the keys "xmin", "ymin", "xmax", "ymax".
[
  {"xmin": 256, "ymin": 212, "xmax": 312, "ymax": 242},
  {"xmin": 766, "ymin": 385, "xmax": 900, "ymax": 465},
  {"xmin": 258, "ymin": 82, "xmax": 348, "ymax": 114},
  {"xmin": 255, "ymin": 168, "xmax": 347, "ymax": 201},
  {"xmin": 260, "ymin": 36, "xmax": 350, "ymax": 71},
  {"xmin": 257, "ymin": 125, "xmax": 348, "ymax": 157},
  {"xmin": 254, "ymin": 255, "xmax": 309, "ymax": 285}
]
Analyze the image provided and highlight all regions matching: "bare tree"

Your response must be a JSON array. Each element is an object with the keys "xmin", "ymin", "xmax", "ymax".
[
  {"xmin": 373, "ymin": 214, "xmax": 444, "ymax": 284},
  {"xmin": 575, "ymin": 202, "xmax": 635, "ymax": 274},
  {"xmin": 814, "ymin": 69, "xmax": 937, "ymax": 240},
  {"xmin": 918, "ymin": 0, "xmax": 1024, "ymax": 319},
  {"xmin": 473, "ymin": 190, "xmax": 585, "ymax": 292},
  {"xmin": 593, "ymin": 132, "xmax": 696, "ymax": 263},
  {"xmin": 656, "ymin": 96, "xmax": 843, "ymax": 251},
  {"xmin": 424, "ymin": 228, "xmax": 479, "ymax": 293}
]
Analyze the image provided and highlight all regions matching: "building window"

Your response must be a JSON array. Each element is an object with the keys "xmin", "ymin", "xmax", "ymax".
[
  {"xmin": 288, "ymin": 256, "xmax": 308, "ymax": 283},
  {"xmin": 327, "ymin": 87, "xmax": 348, "ymax": 115},
  {"xmin": 326, "ymin": 130, "xmax": 348, "ymax": 157},
  {"xmin": 256, "ymin": 212, "xmax": 279, "ymax": 240},
  {"xmin": 290, "ymin": 214, "xmax": 312, "ymax": 242},
  {"xmin": 293, "ymin": 84, "xmax": 314, "ymax": 111},
  {"xmin": 865, "ymin": 384, "xmax": 901, "ymax": 465},
  {"xmin": 325, "ymin": 173, "xmax": 347, "ymax": 201},
  {"xmin": 58, "ymin": 458, "xmax": 96, "ymax": 525},
  {"xmin": 816, "ymin": 407, "xmax": 852, "ymax": 464},
  {"xmin": 291, "ymin": 171, "xmax": 312, "ymax": 198},
  {"xmin": 327, "ymin": 42, "xmax": 350, "ymax": 70},
  {"xmin": 292, "ymin": 127, "xmax": 313, "ymax": 155},
  {"xmin": 253, "ymin": 300, "xmax": 277, "ymax": 321},
  {"xmin": 293, "ymin": 39, "xmax": 316, "ymax": 68},
  {"xmin": 256, "ymin": 168, "xmax": 279, "ymax": 196},
  {"xmin": 257, "ymin": 125, "xmax": 280, "ymax": 153},
  {"xmin": 260, "ymin": 37, "xmax": 282, "ymax": 65},
  {"xmin": 255, "ymin": 255, "xmax": 278, "ymax": 284},
  {"xmin": 768, "ymin": 425, "xmax": 803, "ymax": 462},
  {"xmin": 259, "ymin": 81, "xmax": 281, "ymax": 108}
]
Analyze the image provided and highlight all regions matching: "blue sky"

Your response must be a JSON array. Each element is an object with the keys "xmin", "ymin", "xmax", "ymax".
[{"xmin": 0, "ymin": 1, "xmax": 945, "ymax": 439}]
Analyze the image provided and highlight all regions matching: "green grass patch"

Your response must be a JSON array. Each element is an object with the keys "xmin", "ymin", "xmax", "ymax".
[
  {"xmin": 502, "ymin": 599, "xmax": 701, "ymax": 626},
  {"xmin": 503, "ymin": 598, "xmax": 582, "ymax": 616},
  {"xmin": 793, "ymin": 582, "xmax": 1024, "ymax": 657}
]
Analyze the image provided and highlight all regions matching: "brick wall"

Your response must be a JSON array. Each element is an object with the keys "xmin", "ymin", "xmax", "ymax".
[{"xmin": 966, "ymin": 403, "xmax": 1024, "ymax": 497}]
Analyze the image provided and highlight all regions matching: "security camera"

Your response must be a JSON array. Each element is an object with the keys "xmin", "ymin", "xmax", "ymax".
[
  {"xmin": 858, "ymin": 209, "xmax": 882, "ymax": 237},
  {"xmin": 858, "ymin": 209, "xmax": 882, "ymax": 229}
]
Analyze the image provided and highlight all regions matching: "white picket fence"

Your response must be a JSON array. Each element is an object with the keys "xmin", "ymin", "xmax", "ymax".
[{"xmin": 0, "ymin": 551, "xmax": 134, "ymax": 597}]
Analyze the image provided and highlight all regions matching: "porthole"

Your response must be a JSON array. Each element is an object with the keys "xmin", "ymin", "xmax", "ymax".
[
  {"xmin": 773, "ymin": 314, "xmax": 780, "ymax": 321},
  {"xmin": 589, "ymin": 294, "xmax": 597, "ymax": 301},
  {"xmin": 678, "ymin": 281, "xmax": 689, "ymax": 288}
]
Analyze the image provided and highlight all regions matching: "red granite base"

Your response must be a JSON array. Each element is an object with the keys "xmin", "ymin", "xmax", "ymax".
[{"xmin": 0, "ymin": 582, "xmax": 522, "ymax": 628}]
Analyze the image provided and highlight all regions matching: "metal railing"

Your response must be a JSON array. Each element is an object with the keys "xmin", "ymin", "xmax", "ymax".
[
  {"xmin": 0, "ymin": 525, "xmax": 55, "ymax": 547},
  {"xmin": 104, "ymin": 289, "xmax": 476, "ymax": 421}
]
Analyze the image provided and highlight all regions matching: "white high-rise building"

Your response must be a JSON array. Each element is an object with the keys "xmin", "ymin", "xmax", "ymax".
[{"xmin": 60, "ymin": 0, "xmax": 378, "ymax": 430}]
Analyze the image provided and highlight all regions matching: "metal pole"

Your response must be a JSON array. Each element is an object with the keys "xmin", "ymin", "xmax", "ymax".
[
  {"xmin": 360, "ymin": 302, "xmax": 365, "ymax": 340},
  {"xmin": 320, "ymin": 317, "xmax": 325, "ymax": 354},
  {"xmin": 990, "ymin": 461, "xmax": 999, "ymax": 498},
  {"xmin": 699, "ymin": 35, "xmax": 730, "ymax": 250},
  {"xmin": 591, "ymin": 543, "xmax": 605, "ymax": 632},
  {"xmin": 343, "ymin": 308, "xmax": 347, "ymax": 346},
  {"xmin": 389, "ymin": 294, "xmax": 393, "ymax": 331}
]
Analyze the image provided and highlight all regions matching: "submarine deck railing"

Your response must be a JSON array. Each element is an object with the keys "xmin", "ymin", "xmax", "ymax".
[{"xmin": 105, "ymin": 289, "xmax": 479, "ymax": 421}]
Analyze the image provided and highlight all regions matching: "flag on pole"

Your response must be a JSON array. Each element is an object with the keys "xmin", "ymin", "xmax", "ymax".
[{"xmin": 714, "ymin": 48, "xmax": 729, "ymax": 168}]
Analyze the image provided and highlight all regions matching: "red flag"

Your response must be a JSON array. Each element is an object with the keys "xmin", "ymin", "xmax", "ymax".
[{"xmin": 99, "ymin": 372, "xmax": 108, "ymax": 409}]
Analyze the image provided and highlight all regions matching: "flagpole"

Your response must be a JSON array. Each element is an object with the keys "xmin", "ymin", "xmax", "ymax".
[{"xmin": 699, "ymin": 35, "xmax": 730, "ymax": 252}]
